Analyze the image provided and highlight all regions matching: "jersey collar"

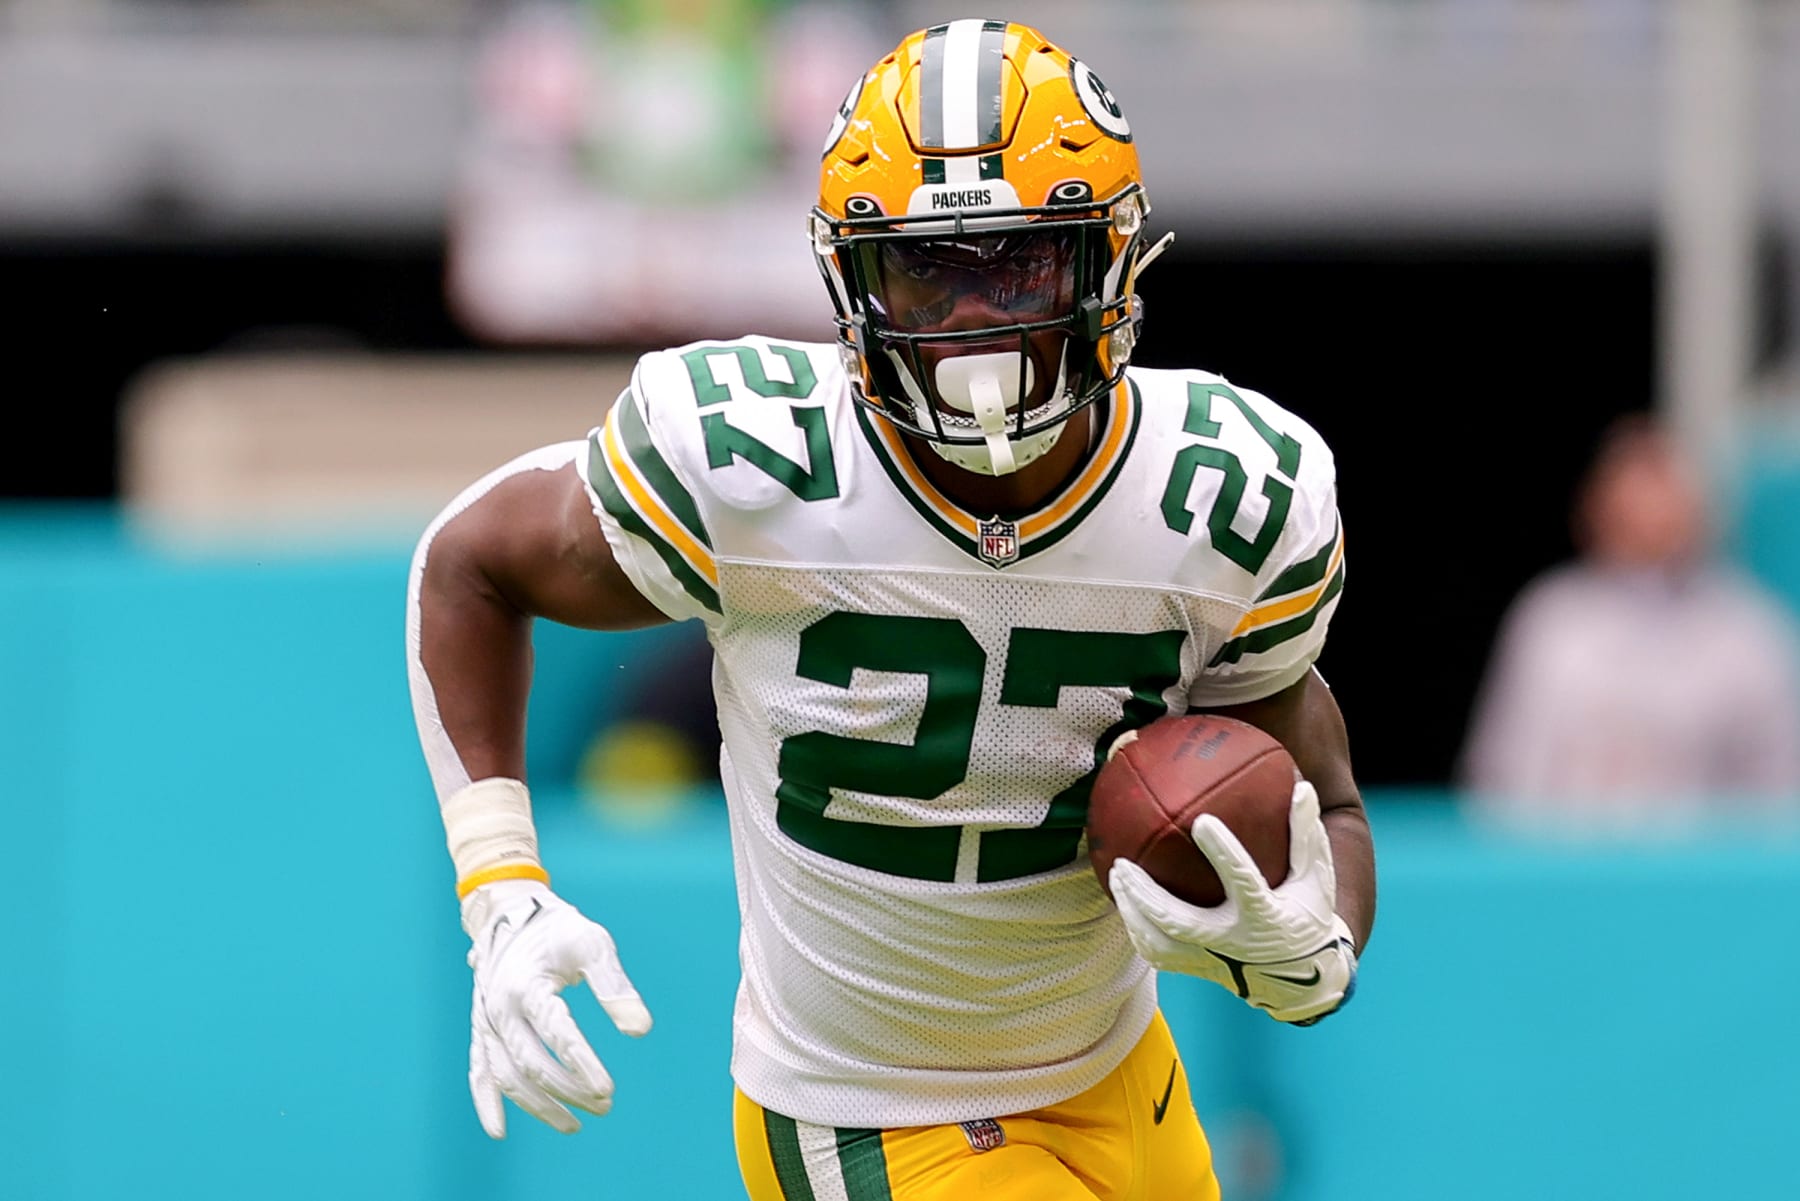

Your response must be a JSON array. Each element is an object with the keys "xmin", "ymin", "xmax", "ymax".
[{"xmin": 854, "ymin": 378, "xmax": 1142, "ymax": 569}]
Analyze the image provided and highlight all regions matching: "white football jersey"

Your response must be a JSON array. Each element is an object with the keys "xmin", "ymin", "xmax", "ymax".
[{"xmin": 578, "ymin": 336, "xmax": 1345, "ymax": 1128}]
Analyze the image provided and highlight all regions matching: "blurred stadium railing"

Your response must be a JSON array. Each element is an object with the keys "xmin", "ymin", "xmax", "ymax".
[
  {"xmin": 10, "ymin": 0, "xmax": 1796, "ymax": 478},
  {"xmin": 9, "ymin": 0, "xmax": 1799, "ymax": 240},
  {"xmin": 119, "ymin": 352, "xmax": 633, "ymax": 546}
]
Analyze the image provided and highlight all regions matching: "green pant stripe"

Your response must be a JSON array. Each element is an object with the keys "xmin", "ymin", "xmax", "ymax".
[
  {"xmin": 764, "ymin": 1112, "xmax": 817, "ymax": 1201},
  {"xmin": 835, "ymin": 1127, "xmax": 894, "ymax": 1201}
]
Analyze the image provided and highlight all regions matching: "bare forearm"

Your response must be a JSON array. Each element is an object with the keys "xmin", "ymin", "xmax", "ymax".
[
  {"xmin": 1205, "ymin": 668, "xmax": 1377, "ymax": 952},
  {"xmin": 419, "ymin": 547, "xmax": 535, "ymax": 783},
  {"xmin": 1324, "ymin": 806, "xmax": 1376, "ymax": 952},
  {"xmin": 1269, "ymin": 689, "xmax": 1376, "ymax": 951},
  {"xmin": 409, "ymin": 454, "xmax": 672, "ymax": 796}
]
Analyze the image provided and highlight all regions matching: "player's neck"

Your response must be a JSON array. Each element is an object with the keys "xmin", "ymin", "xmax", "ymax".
[{"xmin": 903, "ymin": 405, "xmax": 1098, "ymax": 520}]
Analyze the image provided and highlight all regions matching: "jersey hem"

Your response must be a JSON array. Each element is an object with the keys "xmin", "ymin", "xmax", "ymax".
[
  {"xmin": 728, "ymin": 975, "xmax": 1159, "ymax": 1129},
  {"xmin": 1186, "ymin": 652, "xmax": 1319, "ymax": 710}
]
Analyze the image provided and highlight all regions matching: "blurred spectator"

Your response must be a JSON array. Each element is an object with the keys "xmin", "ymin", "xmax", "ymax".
[
  {"xmin": 447, "ymin": 0, "xmax": 883, "ymax": 345},
  {"xmin": 1458, "ymin": 414, "xmax": 1800, "ymax": 822}
]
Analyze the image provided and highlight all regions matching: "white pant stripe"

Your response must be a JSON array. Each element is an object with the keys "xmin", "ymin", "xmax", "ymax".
[{"xmin": 797, "ymin": 1119, "xmax": 852, "ymax": 1201}]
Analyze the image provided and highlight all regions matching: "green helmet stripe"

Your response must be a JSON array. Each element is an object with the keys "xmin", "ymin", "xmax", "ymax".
[
  {"xmin": 975, "ymin": 20, "xmax": 1007, "ymax": 146},
  {"xmin": 919, "ymin": 24, "xmax": 946, "ymax": 149}
]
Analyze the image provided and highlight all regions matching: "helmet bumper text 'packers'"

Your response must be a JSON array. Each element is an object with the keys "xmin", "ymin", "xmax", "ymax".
[{"xmin": 812, "ymin": 19, "xmax": 1166, "ymax": 476}]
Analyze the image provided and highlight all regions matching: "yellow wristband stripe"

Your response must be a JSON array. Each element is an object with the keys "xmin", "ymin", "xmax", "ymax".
[{"xmin": 456, "ymin": 863, "xmax": 550, "ymax": 899}]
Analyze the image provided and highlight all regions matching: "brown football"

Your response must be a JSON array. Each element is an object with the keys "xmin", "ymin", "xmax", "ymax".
[{"xmin": 1087, "ymin": 714, "xmax": 1296, "ymax": 907}]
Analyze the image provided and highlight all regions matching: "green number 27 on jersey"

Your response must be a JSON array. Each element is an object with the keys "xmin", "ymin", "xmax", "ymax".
[
  {"xmin": 775, "ymin": 613, "xmax": 1187, "ymax": 884},
  {"xmin": 682, "ymin": 343, "xmax": 840, "ymax": 502}
]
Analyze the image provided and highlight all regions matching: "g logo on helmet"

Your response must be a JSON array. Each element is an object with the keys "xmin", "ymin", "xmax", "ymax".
[{"xmin": 1069, "ymin": 59, "xmax": 1131, "ymax": 143}]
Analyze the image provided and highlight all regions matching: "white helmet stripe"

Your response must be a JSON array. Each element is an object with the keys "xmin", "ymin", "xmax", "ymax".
[
  {"xmin": 942, "ymin": 154, "xmax": 982, "ymax": 184},
  {"xmin": 940, "ymin": 20, "xmax": 983, "ymax": 148},
  {"xmin": 923, "ymin": 19, "xmax": 1007, "ymax": 152}
]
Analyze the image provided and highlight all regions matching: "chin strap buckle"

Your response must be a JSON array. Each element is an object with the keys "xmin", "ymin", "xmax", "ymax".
[{"xmin": 1079, "ymin": 297, "xmax": 1106, "ymax": 342}]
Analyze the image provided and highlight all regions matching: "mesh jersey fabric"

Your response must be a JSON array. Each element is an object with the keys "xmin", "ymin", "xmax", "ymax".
[{"xmin": 577, "ymin": 336, "xmax": 1344, "ymax": 1127}]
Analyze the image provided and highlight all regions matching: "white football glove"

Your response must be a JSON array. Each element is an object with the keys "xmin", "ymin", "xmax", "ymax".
[
  {"xmin": 1109, "ymin": 778, "xmax": 1357, "ymax": 1025},
  {"xmin": 461, "ymin": 878, "xmax": 653, "ymax": 1137}
]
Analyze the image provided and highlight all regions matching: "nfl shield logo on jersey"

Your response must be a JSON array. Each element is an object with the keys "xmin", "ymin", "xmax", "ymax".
[
  {"xmin": 978, "ymin": 518, "xmax": 1019, "ymax": 568},
  {"xmin": 959, "ymin": 1118, "xmax": 1007, "ymax": 1153}
]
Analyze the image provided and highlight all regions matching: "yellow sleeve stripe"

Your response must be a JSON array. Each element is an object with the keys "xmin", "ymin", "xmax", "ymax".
[
  {"xmin": 602, "ymin": 411, "xmax": 719, "ymax": 586},
  {"xmin": 1231, "ymin": 528, "xmax": 1346, "ymax": 637},
  {"xmin": 456, "ymin": 862, "xmax": 551, "ymax": 899}
]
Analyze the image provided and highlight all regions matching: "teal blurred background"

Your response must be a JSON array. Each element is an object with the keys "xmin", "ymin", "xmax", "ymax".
[{"xmin": 6, "ymin": 500, "xmax": 1799, "ymax": 1201}]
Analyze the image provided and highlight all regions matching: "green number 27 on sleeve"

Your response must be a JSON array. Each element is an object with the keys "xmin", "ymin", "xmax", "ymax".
[
  {"xmin": 681, "ymin": 342, "xmax": 839, "ymax": 502},
  {"xmin": 1160, "ymin": 381, "xmax": 1301, "ymax": 574}
]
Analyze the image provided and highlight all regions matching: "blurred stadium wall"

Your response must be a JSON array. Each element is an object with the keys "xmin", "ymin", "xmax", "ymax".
[{"xmin": 2, "ymin": 524, "xmax": 1797, "ymax": 1201}]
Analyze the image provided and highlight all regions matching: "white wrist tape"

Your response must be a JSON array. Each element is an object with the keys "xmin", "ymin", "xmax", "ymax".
[{"xmin": 442, "ymin": 777, "xmax": 548, "ymax": 897}]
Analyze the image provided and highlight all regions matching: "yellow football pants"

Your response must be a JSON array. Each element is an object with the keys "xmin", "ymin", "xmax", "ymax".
[{"xmin": 735, "ymin": 1011, "xmax": 1220, "ymax": 1201}]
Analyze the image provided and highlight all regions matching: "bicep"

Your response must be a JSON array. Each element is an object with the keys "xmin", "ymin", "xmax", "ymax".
[
  {"xmin": 412, "ymin": 455, "xmax": 669, "ymax": 789},
  {"xmin": 438, "ymin": 460, "xmax": 672, "ymax": 633}
]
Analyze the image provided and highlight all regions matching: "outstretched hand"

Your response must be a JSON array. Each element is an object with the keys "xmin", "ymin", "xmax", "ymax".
[{"xmin": 463, "ymin": 879, "xmax": 653, "ymax": 1137}]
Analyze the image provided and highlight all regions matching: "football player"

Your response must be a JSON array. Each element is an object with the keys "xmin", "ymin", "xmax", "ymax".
[{"xmin": 407, "ymin": 19, "xmax": 1376, "ymax": 1201}]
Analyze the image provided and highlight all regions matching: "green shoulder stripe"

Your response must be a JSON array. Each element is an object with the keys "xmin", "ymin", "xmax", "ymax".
[
  {"xmin": 1257, "ymin": 516, "xmax": 1340, "ymax": 602},
  {"xmin": 587, "ymin": 433, "xmax": 721, "ymax": 615},
  {"xmin": 1211, "ymin": 560, "xmax": 1344, "ymax": 666},
  {"xmin": 617, "ymin": 390, "xmax": 711, "ymax": 550}
]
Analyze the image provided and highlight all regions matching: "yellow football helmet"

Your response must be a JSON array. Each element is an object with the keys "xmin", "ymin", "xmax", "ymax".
[{"xmin": 811, "ymin": 20, "xmax": 1163, "ymax": 476}]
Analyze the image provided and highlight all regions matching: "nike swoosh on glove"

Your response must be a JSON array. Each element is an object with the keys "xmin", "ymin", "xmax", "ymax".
[
  {"xmin": 1110, "ymin": 779, "xmax": 1357, "ymax": 1024},
  {"xmin": 463, "ymin": 878, "xmax": 653, "ymax": 1137}
]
